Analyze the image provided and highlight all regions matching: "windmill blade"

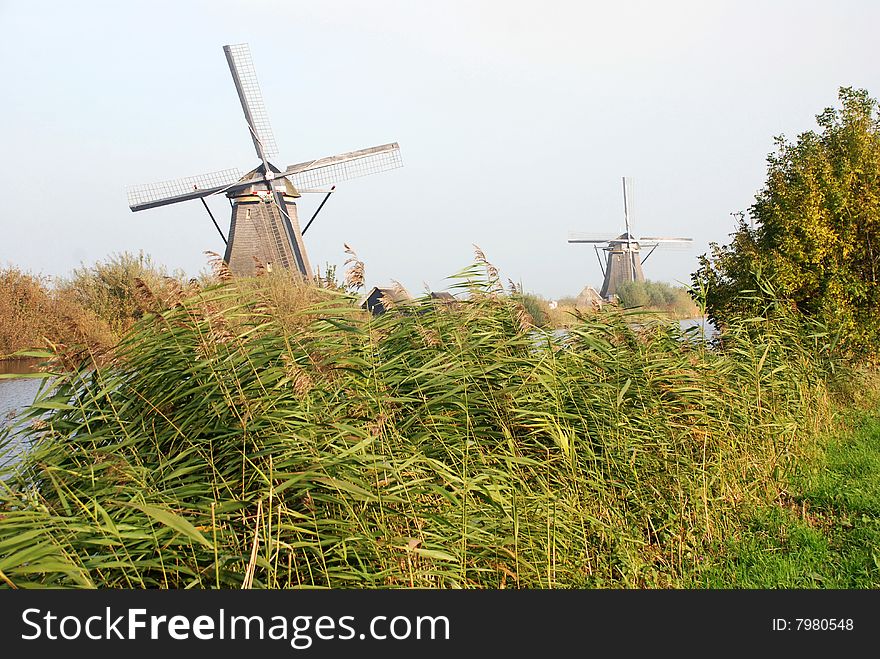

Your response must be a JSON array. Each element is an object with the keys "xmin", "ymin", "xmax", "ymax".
[
  {"xmin": 637, "ymin": 238, "xmax": 693, "ymax": 250},
  {"xmin": 223, "ymin": 43, "xmax": 279, "ymax": 161},
  {"xmin": 282, "ymin": 143, "xmax": 402, "ymax": 190},
  {"xmin": 567, "ymin": 232, "xmax": 616, "ymax": 243},
  {"xmin": 638, "ymin": 237, "xmax": 693, "ymax": 244},
  {"xmin": 128, "ymin": 168, "xmax": 244, "ymax": 212},
  {"xmin": 639, "ymin": 243, "xmax": 693, "ymax": 250}
]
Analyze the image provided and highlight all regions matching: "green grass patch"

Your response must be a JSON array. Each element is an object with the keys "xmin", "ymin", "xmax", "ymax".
[{"xmin": 689, "ymin": 412, "xmax": 880, "ymax": 588}]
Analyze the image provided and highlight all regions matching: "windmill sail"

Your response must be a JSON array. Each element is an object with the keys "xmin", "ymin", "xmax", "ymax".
[
  {"xmin": 283, "ymin": 143, "xmax": 402, "ymax": 191},
  {"xmin": 638, "ymin": 237, "xmax": 693, "ymax": 244},
  {"xmin": 223, "ymin": 43, "xmax": 279, "ymax": 161},
  {"xmin": 128, "ymin": 169, "xmax": 244, "ymax": 212},
  {"xmin": 567, "ymin": 232, "xmax": 618, "ymax": 243}
]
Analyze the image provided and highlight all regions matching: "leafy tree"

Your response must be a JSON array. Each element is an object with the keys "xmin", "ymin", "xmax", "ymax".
[{"xmin": 693, "ymin": 87, "xmax": 880, "ymax": 359}]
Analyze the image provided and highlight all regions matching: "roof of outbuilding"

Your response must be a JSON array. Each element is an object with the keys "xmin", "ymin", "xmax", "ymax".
[{"xmin": 359, "ymin": 285, "xmax": 412, "ymax": 307}]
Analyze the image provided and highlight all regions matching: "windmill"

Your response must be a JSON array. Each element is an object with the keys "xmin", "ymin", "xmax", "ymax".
[
  {"xmin": 568, "ymin": 177, "xmax": 692, "ymax": 300},
  {"xmin": 127, "ymin": 43, "xmax": 402, "ymax": 278}
]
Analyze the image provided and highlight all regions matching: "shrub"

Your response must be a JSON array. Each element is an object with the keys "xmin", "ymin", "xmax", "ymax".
[
  {"xmin": 693, "ymin": 87, "xmax": 880, "ymax": 361},
  {"xmin": 616, "ymin": 280, "xmax": 699, "ymax": 317}
]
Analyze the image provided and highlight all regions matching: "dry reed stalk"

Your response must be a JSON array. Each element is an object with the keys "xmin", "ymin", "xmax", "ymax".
[
  {"xmin": 205, "ymin": 251, "xmax": 233, "ymax": 282},
  {"xmin": 132, "ymin": 277, "xmax": 156, "ymax": 312},
  {"xmin": 473, "ymin": 244, "xmax": 501, "ymax": 293},
  {"xmin": 514, "ymin": 303, "xmax": 534, "ymax": 332},
  {"xmin": 379, "ymin": 293, "xmax": 396, "ymax": 311},
  {"xmin": 281, "ymin": 353, "xmax": 314, "ymax": 396},
  {"xmin": 343, "ymin": 244, "xmax": 365, "ymax": 291},
  {"xmin": 0, "ymin": 569, "xmax": 17, "ymax": 589},
  {"xmin": 415, "ymin": 324, "xmax": 441, "ymax": 347},
  {"xmin": 161, "ymin": 277, "xmax": 186, "ymax": 308}
]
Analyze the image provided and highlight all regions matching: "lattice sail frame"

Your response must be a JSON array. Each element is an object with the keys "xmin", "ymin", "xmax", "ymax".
[
  {"xmin": 567, "ymin": 232, "xmax": 617, "ymax": 243},
  {"xmin": 637, "ymin": 237, "xmax": 694, "ymax": 249},
  {"xmin": 224, "ymin": 43, "xmax": 279, "ymax": 159},
  {"xmin": 127, "ymin": 168, "xmax": 243, "ymax": 208},
  {"xmin": 285, "ymin": 143, "xmax": 402, "ymax": 191}
]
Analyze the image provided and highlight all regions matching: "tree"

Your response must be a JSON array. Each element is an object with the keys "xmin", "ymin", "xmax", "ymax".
[{"xmin": 693, "ymin": 87, "xmax": 880, "ymax": 358}]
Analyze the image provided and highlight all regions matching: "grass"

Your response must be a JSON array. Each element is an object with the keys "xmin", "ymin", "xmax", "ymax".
[
  {"xmin": 687, "ymin": 409, "xmax": 880, "ymax": 588},
  {"xmin": 0, "ymin": 254, "xmax": 867, "ymax": 589}
]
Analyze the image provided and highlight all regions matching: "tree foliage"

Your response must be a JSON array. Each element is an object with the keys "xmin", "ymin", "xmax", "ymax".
[{"xmin": 693, "ymin": 87, "xmax": 880, "ymax": 359}]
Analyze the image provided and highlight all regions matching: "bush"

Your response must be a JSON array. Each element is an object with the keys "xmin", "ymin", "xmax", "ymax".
[
  {"xmin": 517, "ymin": 292, "xmax": 550, "ymax": 327},
  {"xmin": 693, "ymin": 87, "xmax": 880, "ymax": 361},
  {"xmin": 1, "ymin": 252, "xmax": 202, "ymax": 363},
  {"xmin": 59, "ymin": 251, "xmax": 188, "ymax": 335},
  {"xmin": 0, "ymin": 268, "xmax": 57, "ymax": 355},
  {"xmin": 616, "ymin": 280, "xmax": 699, "ymax": 317}
]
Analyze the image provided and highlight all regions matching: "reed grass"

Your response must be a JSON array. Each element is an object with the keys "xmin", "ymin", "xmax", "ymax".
[
  {"xmin": 0, "ymin": 253, "xmax": 209, "ymax": 368},
  {"xmin": 0, "ymin": 259, "xmax": 839, "ymax": 588},
  {"xmin": 0, "ymin": 266, "xmax": 114, "ymax": 361}
]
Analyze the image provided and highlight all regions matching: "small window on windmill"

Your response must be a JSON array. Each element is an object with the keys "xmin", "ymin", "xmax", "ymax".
[{"xmin": 246, "ymin": 208, "xmax": 251, "ymax": 220}]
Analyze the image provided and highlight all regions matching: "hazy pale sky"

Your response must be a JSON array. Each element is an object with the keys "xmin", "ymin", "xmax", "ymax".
[{"xmin": 1, "ymin": 0, "xmax": 878, "ymax": 298}]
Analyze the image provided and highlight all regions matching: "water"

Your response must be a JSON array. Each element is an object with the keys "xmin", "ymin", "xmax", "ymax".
[
  {"xmin": 549, "ymin": 317, "xmax": 718, "ymax": 343},
  {"xmin": 0, "ymin": 360, "xmax": 46, "ymax": 467},
  {"xmin": 678, "ymin": 316, "xmax": 718, "ymax": 341}
]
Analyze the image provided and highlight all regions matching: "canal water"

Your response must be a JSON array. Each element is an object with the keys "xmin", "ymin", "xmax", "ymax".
[
  {"xmin": 550, "ymin": 317, "xmax": 718, "ymax": 342},
  {"xmin": 678, "ymin": 316, "xmax": 718, "ymax": 340},
  {"xmin": 0, "ymin": 359, "xmax": 46, "ymax": 467}
]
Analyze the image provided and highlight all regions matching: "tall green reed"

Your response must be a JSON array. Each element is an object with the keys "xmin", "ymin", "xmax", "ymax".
[{"xmin": 0, "ymin": 261, "xmax": 835, "ymax": 588}]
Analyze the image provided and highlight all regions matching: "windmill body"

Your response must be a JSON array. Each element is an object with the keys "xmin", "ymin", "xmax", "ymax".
[
  {"xmin": 599, "ymin": 232, "xmax": 646, "ymax": 299},
  {"xmin": 224, "ymin": 165, "xmax": 310, "ymax": 276},
  {"xmin": 127, "ymin": 43, "xmax": 402, "ymax": 278},
  {"xmin": 568, "ymin": 178, "xmax": 692, "ymax": 300}
]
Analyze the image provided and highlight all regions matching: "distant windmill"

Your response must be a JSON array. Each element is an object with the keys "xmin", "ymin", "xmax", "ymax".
[
  {"xmin": 568, "ymin": 177, "xmax": 692, "ymax": 300},
  {"xmin": 127, "ymin": 43, "xmax": 402, "ymax": 278}
]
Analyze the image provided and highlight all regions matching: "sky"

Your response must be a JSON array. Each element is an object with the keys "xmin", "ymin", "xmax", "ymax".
[{"xmin": 1, "ymin": 0, "xmax": 878, "ymax": 299}]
